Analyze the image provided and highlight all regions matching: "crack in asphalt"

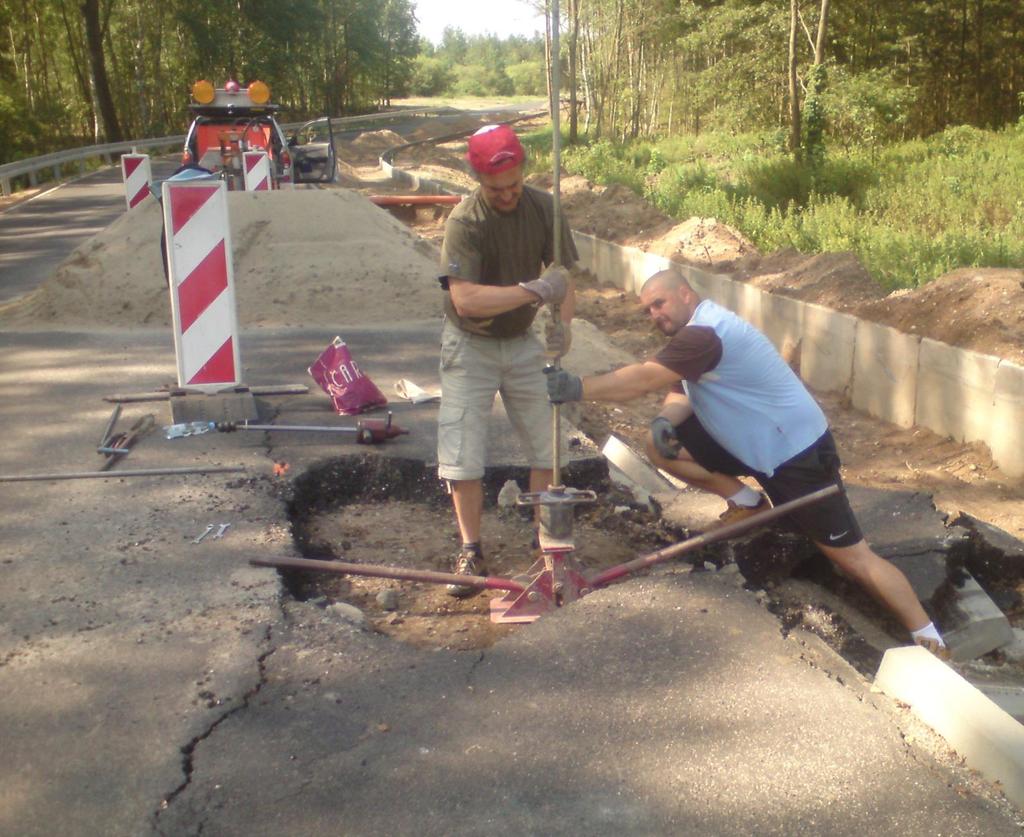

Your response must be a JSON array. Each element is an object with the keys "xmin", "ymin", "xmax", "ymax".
[{"xmin": 151, "ymin": 625, "xmax": 276, "ymax": 835}]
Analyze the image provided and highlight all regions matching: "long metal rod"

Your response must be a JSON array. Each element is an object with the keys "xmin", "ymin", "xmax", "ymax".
[
  {"xmin": 103, "ymin": 384, "xmax": 309, "ymax": 404},
  {"xmin": 250, "ymin": 556, "xmax": 527, "ymax": 593},
  {"xmin": 549, "ymin": 0, "xmax": 563, "ymax": 488},
  {"xmin": 0, "ymin": 465, "xmax": 247, "ymax": 483},
  {"xmin": 230, "ymin": 424, "xmax": 358, "ymax": 434},
  {"xmin": 590, "ymin": 484, "xmax": 841, "ymax": 587}
]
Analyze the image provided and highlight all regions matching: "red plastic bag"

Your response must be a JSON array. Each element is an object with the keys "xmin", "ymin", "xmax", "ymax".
[{"xmin": 308, "ymin": 337, "xmax": 388, "ymax": 415}]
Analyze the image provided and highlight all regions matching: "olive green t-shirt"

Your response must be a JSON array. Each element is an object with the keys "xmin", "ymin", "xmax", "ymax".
[{"xmin": 439, "ymin": 184, "xmax": 578, "ymax": 338}]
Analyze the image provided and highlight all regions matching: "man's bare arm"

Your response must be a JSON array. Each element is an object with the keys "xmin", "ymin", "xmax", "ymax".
[
  {"xmin": 581, "ymin": 361, "xmax": 681, "ymax": 403},
  {"xmin": 657, "ymin": 391, "xmax": 693, "ymax": 425},
  {"xmin": 448, "ymin": 277, "xmax": 538, "ymax": 318}
]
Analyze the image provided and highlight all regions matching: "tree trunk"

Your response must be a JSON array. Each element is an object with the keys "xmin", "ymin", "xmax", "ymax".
[
  {"xmin": 568, "ymin": 0, "xmax": 579, "ymax": 142},
  {"xmin": 814, "ymin": 0, "xmax": 831, "ymax": 65},
  {"xmin": 81, "ymin": 0, "xmax": 123, "ymax": 141},
  {"xmin": 788, "ymin": 0, "xmax": 801, "ymax": 158}
]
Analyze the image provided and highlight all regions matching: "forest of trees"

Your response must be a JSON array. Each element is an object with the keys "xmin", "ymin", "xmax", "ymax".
[{"xmin": 1, "ymin": 1, "xmax": 1022, "ymax": 163}]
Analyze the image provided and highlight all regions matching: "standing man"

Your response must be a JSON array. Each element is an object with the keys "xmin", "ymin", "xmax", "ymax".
[
  {"xmin": 544, "ymin": 268, "xmax": 947, "ymax": 654},
  {"xmin": 438, "ymin": 123, "xmax": 577, "ymax": 596}
]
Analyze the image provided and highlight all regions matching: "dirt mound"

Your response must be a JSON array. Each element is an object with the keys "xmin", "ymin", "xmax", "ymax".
[
  {"xmin": 852, "ymin": 268, "xmax": 1024, "ymax": 364},
  {"xmin": 0, "ymin": 189, "xmax": 443, "ymax": 330},
  {"xmin": 343, "ymin": 129, "xmax": 409, "ymax": 165},
  {"xmin": 647, "ymin": 217, "xmax": 758, "ymax": 271},
  {"xmin": 736, "ymin": 250, "xmax": 887, "ymax": 311},
  {"xmin": 545, "ymin": 176, "xmax": 676, "ymax": 244}
]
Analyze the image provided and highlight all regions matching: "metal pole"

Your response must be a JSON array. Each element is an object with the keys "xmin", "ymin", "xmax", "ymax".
[
  {"xmin": 98, "ymin": 404, "xmax": 122, "ymax": 448},
  {"xmin": 549, "ymin": 0, "xmax": 563, "ymax": 489},
  {"xmin": 229, "ymin": 423, "xmax": 359, "ymax": 434},
  {"xmin": 589, "ymin": 484, "xmax": 841, "ymax": 588},
  {"xmin": 0, "ymin": 465, "xmax": 247, "ymax": 483},
  {"xmin": 250, "ymin": 556, "xmax": 527, "ymax": 593}
]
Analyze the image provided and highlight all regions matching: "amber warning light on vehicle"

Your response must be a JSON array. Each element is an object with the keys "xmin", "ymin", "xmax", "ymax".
[
  {"xmin": 190, "ymin": 79, "xmax": 272, "ymax": 105},
  {"xmin": 191, "ymin": 79, "xmax": 216, "ymax": 105}
]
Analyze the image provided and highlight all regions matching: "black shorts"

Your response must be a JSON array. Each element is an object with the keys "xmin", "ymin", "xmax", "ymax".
[{"xmin": 675, "ymin": 416, "xmax": 863, "ymax": 548}]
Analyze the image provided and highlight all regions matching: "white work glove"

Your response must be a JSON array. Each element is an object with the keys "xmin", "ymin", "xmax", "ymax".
[
  {"xmin": 544, "ymin": 319, "xmax": 572, "ymax": 359},
  {"xmin": 519, "ymin": 264, "xmax": 569, "ymax": 305}
]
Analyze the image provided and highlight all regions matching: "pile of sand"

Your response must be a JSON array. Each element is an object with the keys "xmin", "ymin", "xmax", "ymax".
[
  {"xmin": 646, "ymin": 216, "xmax": 758, "ymax": 271},
  {"xmin": 0, "ymin": 188, "xmax": 444, "ymax": 330}
]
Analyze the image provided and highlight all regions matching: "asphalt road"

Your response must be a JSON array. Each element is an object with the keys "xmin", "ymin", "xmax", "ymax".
[{"xmin": 0, "ymin": 160, "xmax": 179, "ymax": 304}]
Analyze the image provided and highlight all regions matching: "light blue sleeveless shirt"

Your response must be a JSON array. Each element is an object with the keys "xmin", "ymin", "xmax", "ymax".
[{"xmin": 683, "ymin": 300, "xmax": 827, "ymax": 476}]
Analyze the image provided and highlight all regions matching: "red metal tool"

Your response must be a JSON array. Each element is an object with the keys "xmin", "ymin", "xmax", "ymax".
[{"xmin": 250, "ymin": 485, "xmax": 840, "ymax": 624}]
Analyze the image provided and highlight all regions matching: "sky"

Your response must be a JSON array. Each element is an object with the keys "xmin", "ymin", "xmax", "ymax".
[{"xmin": 413, "ymin": 0, "xmax": 546, "ymax": 45}]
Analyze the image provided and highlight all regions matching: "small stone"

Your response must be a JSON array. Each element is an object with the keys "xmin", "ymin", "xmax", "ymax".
[
  {"xmin": 497, "ymin": 480, "xmax": 522, "ymax": 509},
  {"xmin": 613, "ymin": 505, "xmax": 631, "ymax": 514},
  {"xmin": 327, "ymin": 602, "xmax": 366, "ymax": 627},
  {"xmin": 703, "ymin": 561, "xmax": 716, "ymax": 572},
  {"xmin": 376, "ymin": 590, "xmax": 400, "ymax": 611}
]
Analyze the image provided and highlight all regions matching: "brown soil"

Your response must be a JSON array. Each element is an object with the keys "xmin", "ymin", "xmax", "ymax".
[{"xmin": 302, "ymin": 499, "xmax": 666, "ymax": 651}]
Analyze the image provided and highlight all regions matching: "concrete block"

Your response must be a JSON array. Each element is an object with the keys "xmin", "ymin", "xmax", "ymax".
[
  {"xmin": 851, "ymin": 320, "xmax": 921, "ymax": 428},
  {"xmin": 888, "ymin": 552, "xmax": 950, "ymax": 604},
  {"xmin": 733, "ymin": 281, "xmax": 766, "ymax": 332},
  {"xmin": 170, "ymin": 389, "xmax": 258, "ymax": 423},
  {"xmin": 875, "ymin": 645, "xmax": 1024, "ymax": 809},
  {"xmin": 571, "ymin": 231, "xmax": 596, "ymax": 275},
  {"xmin": 915, "ymin": 339, "xmax": 998, "ymax": 444},
  {"xmin": 586, "ymin": 235, "xmax": 632, "ymax": 293},
  {"xmin": 991, "ymin": 359, "xmax": 1024, "ymax": 479},
  {"xmin": 800, "ymin": 302, "xmax": 856, "ymax": 395},
  {"xmin": 760, "ymin": 292, "xmax": 805, "ymax": 355},
  {"xmin": 639, "ymin": 251, "xmax": 672, "ymax": 289},
  {"xmin": 678, "ymin": 264, "xmax": 723, "ymax": 301},
  {"xmin": 939, "ymin": 571, "xmax": 1014, "ymax": 661},
  {"xmin": 699, "ymin": 274, "xmax": 741, "ymax": 312}
]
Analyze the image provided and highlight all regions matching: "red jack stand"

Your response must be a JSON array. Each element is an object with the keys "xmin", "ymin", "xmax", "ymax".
[{"xmin": 489, "ymin": 486, "xmax": 596, "ymax": 624}]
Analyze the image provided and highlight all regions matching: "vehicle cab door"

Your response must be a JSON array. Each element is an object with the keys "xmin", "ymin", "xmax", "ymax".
[{"xmin": 289, "ymin": 117, "xmax": 337, "ymax": 184}]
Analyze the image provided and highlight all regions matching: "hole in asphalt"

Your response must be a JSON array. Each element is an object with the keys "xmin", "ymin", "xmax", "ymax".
[{"xmin": 283, "ymin": 454, "xmax": 673, "ymax": 650}]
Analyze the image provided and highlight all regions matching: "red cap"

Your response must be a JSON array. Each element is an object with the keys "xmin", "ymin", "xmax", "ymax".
[{"xmin": 466, "ymin": 124, "xmax": 525, "ymax": 175}]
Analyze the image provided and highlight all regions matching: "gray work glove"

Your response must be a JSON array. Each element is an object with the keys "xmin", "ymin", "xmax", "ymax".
[
  {"xmin": 544, "ymin": 367, "xmax": 583, "ymax": 403},
  {"xmin": 520, "ymin": 264, "xmax": 569, "ymax": 305},
  {"xmin": 649, "ymin": 416, "xmax": 681, "ymax": 459},
  {"xmin": 544, "ymin": 319, "xmax": 572, "ymax": 359}
]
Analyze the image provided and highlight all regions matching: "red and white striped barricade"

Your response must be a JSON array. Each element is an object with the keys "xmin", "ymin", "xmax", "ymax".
[
  {"xmin": 120, "ymin": 153, "xmax": 152, "ymax": 210},
  {"xmin": 162, "ymin": 180, "xmax": 242, "ymax": 391},
  {"xmin": 243, "ymin": 150, "xmax": 271, "ymax": 191}
]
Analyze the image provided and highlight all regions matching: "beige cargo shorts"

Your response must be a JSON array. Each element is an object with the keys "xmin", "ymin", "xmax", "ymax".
[{"xmin": 437, "ymin": 319, "xmax": 554, "ymax": 481}]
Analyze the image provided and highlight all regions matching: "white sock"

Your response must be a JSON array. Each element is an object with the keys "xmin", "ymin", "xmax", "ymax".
[
  {"xmin": 727, "ymin": 486, "xmax": 762, "ymax": 508},
  {"xmin": 911, "ymin": 622, "xmax": 945, "ymax": 647}
]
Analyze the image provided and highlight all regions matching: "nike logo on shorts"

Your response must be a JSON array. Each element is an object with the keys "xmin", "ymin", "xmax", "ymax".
[{"xmin": 828, "ymin": 530, "xmax": 849, "ymax": 542}]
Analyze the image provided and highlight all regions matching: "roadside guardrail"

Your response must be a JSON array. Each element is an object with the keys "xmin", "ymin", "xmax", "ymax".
[{"xmin": 0, "ymin": 106, "xmax": 458, "ymax": 197}]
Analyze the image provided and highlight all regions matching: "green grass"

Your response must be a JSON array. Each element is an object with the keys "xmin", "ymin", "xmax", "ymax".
[{"xmin": 540, "ymin": 123, "xmax": 1024, "ymax": 290}]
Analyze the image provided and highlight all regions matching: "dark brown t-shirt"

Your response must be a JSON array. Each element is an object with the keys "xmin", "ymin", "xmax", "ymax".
[
  {"xmin": 653, "ymin": 326, "xmax": 723, "ymax": 393},
  {"xmin": 439, "ymin": 184, "xmax": 578, "ymax": 338}
]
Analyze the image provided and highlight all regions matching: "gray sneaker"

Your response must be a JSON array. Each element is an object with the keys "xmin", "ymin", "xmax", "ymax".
[{"xmin": 446, "ymin": 547, "xmax": 484, "ymax": 598}]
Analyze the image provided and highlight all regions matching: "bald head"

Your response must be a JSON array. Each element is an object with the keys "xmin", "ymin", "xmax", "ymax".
[
  {"xmin": 639, "ymin": 268, "xmax": 702, "ymax": 336},
  {"xmin": 640, "ymin": 268, "xmax": 695, "ymax": 297}
]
